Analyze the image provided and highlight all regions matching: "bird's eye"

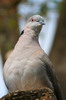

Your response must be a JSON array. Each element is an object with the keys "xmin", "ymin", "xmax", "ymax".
[{"xmin": 31, "ymin": 19, "xmax": 34, "ymax": 22}]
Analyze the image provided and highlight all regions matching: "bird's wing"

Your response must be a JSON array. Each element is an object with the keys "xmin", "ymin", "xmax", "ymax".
[{"xmin": 42, "ymin": 53, "xmax": 63, "ymax": 100}]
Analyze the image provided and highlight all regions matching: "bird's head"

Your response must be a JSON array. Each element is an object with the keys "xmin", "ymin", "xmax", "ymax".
[{"xmin": 24, "ymin": 15, "xmax": 45, "ymax": 37}]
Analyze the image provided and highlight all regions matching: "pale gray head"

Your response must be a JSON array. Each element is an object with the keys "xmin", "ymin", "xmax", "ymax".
[{"xmin": 25, "ymin": 15, "xmax": 45, "ymax": 36}]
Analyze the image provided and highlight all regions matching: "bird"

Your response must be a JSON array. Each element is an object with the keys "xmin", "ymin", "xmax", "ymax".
[{"xmin": 3, "ymin": 15, "xmax": 62, "ymax": 100}]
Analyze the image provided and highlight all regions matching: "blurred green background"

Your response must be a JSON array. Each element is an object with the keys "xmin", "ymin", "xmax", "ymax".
[{"xmin": 0, "ymin": 0, "xmax": 66, "ymax": 100}]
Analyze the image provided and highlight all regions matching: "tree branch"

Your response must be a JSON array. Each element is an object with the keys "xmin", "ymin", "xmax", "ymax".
[{"xmin": 1, "ymin": 87, "xmax": 57, "ymax": 100}]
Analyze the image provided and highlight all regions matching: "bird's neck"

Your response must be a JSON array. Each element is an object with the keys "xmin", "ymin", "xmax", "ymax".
[{"xmin": 24, "ymin": 28, "xmax": 39, "ymax": 43}]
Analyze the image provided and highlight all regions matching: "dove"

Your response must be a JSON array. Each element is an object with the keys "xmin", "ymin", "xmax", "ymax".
[{"xmin": 3, "ymin": 15, "xmax": 62, "ymax": 100}]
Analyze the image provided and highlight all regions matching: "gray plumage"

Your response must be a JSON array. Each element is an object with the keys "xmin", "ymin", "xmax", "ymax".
[{"xmin": 3, "ymin": 15, "xmax": 62, "ymax": 100}]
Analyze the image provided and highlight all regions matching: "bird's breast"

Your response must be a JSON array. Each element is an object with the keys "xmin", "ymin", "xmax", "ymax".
[{"xmin": 4, "ymin": 44, "xmax": 53, "ymax": 91}]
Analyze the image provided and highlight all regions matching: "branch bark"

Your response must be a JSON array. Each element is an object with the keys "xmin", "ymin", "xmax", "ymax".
[{"xmin": 0, "ymin": 88, "xmax": 57, "ymax": 100}]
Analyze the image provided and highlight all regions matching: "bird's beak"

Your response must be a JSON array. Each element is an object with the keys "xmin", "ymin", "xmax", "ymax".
[{"xmin": 39, "ymin": 21, "xmax": 45, "ymax": 25}]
